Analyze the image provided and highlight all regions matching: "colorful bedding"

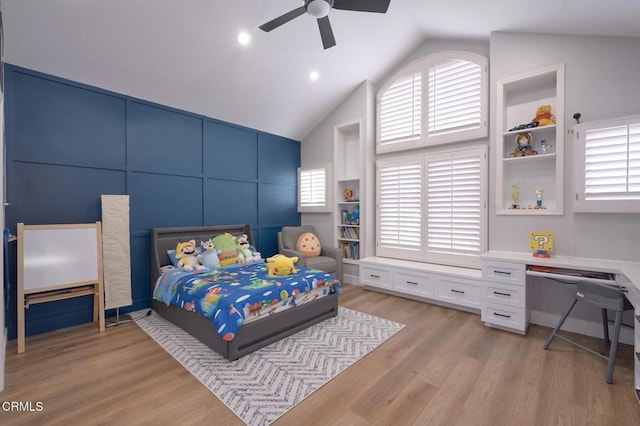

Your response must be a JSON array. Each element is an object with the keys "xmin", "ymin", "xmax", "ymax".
[{"xmin": 153, "ymin": 261, "xmax": 341, "ymax": 341}]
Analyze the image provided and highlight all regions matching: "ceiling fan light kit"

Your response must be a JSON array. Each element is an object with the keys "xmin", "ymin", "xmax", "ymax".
[{"xmin": 259, "ymin": 0, "xmax": 391, "ymax": 50}]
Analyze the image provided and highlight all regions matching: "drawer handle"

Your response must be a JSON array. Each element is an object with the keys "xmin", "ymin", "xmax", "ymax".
[
  {"xmin": 406, "ymin": 281, "xmax": 418, "ymax": 285},
  {"xmin": 370, "ymin": 274, "xmax": 380, "ymax": 278},
  {"xmin": 494, "ymin": 270, "xmax": 511, "ymax": 276},
  {"xmin": 451, "ymin": 289, "xmax": 465, "ymax": 294},
  {"xmin": 493, "ymin": 291, "xmax": 512, "ymax": 297},
  {"xmin": 494, "ymin": 312, "xmax": 511, "ymax": 319}
]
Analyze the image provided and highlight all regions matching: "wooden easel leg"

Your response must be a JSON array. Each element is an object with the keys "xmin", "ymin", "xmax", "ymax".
[
  {"xmin": 17, "ymin": 294, "xmax": 25, "ymax": 354},
  {"xmin": 97, "ymin": 286, "xmax": 105, "ymax": 333}
]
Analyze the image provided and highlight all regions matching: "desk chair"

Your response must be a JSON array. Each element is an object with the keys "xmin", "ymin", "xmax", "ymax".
[{"xmin": 543, "ymin": 281, "xmax": 633, "ymax": 384}]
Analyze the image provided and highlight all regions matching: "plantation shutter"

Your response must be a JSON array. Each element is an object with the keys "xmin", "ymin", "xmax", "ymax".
[
  {"xmin": 377, "ymin": 161, "xmax": 422, "ymax": 252},
  {"xmin": 379, "ymin": 72, "xmax": 422, "ymax": 145},
  {"xmin": 426, "ymin": 153, "xmax": 482, "ymax": 255},
  {"xmin": 299, "ymin": 168, "xmax": 326, "ymax": 207},
  {"xmin": 428, "ymin": 59, "xmax": 482, "ymax": 136},
  {"xmin": 584, "ymin": 123, "xmax": 640, "ymax": 200}
]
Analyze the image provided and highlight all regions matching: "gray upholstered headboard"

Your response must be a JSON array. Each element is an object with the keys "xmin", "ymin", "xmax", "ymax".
[{"xmin": 149, "ymin": 224, "xmax": 254, "ymax": 291}]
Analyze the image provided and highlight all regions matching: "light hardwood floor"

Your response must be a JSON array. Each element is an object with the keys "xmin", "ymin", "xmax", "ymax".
[{"xmin": 2, "ymin": 284, "xmax": 639, "ymax": 425}]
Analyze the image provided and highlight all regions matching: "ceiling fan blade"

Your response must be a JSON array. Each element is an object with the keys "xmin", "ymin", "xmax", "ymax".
[
  {"xmin": 259, "ymin": 6, "xmax": 306, "ymax": 32},
  {"xmin": 333, "ymin": 0, "xmax": 390, "ymax": 13},
  {"xmin": 317, "ymin": 16, "xmax": 336, "ymax": 50}
]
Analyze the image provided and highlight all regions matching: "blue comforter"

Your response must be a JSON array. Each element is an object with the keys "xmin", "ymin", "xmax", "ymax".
[{"xmin": 153, "ymin": 261, "xmax": 341, "ymax": 341}]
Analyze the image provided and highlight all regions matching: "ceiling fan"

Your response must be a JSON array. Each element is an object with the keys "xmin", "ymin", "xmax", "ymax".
[{"xmin": 259, "ymin": 0, "xmax": 391, "ymax": 50}]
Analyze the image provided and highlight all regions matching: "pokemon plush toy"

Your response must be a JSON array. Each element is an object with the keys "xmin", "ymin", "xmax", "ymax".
[
  {"xmin": 175, "ymin": 240, "xmax": 205, "ymax": 272},
  {"xmin": 234, "ymin": 233, "xmax": 262, "ymax": 263},
  {"xmin": 266, "ymin": 254, "xmax": 299, "ymax": 276},
  {"xmin": 532, "ymin": 105, "xmax": 556, "ymax": 127},
  {"xmin": 198, "ymin": 239, "xmax": 220, "ymax": 269}
]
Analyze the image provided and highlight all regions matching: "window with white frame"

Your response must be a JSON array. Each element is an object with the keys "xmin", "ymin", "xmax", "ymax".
[
  {"xmin": 298, "ymin": 166, "xmax": 331, "ymax": 213},
  {"xmin": 574, "ymin": 115, "xmax": 640, "ymax": 212},
  {"xmin": 376, "ymin": 146, "xmax": 487, "ymax": 268},
  {"xmin": 377, "ymin": 51, "xmax": 488, "ymax": 154}
]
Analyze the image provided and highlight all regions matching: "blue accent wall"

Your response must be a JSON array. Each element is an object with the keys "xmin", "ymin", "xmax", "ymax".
[{"xmin": 3, "ymin": 64, "xmax": 301, "ymax": 339}]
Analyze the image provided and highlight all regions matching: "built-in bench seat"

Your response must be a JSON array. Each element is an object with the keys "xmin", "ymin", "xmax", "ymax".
[{"xmin": 358, "ymin": 256, "xmax": 482, "ymax": 313}]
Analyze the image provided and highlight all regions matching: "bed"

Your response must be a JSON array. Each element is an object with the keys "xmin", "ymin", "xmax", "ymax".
[{"xmin": 150, "ymin": 224, "xmax": 340, "ymax": 360}]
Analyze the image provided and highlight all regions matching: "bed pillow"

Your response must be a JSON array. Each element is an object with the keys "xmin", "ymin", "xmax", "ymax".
[
  {"xmin": 296, "ymin": 232, "xmax": 321, "ymax": 257},
  {"xmin": 167, "ymin": 249, "xmax": 180, "ymax": 267}
]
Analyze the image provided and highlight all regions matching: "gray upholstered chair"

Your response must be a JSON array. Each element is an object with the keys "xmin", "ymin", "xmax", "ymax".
[{"xmin": 278, "ymin": 225, "xmax": 343, "ymax": 283}]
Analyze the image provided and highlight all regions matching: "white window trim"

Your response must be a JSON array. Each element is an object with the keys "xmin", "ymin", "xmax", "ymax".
[
  {"xmin": 376, "ymin": 51, "xmax": 488, "ymax": 155},
  {"xmin": 574, "ymin": 115, "xmax": 640, "ymax": 213},
  {"xmin": 298, "ymin": 164, "xmax": 332, "ymax": 213}
]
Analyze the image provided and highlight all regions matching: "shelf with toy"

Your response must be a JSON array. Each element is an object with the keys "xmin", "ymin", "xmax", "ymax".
[
  {"xmin": 503, "ymin": 124, "xmax": 556, "ymax": 137},
  {"xmin": 503, "ymin": 153, "xmax": 555, "ymax": 163}
]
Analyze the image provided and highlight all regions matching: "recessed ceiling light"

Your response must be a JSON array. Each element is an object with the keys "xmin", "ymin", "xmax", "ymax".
[
  {"xmin": 237, "ymin": 32, "xmax": 251, "ymax": 46},
  {"xmin": 309, "ymin": 71, "xmax": 320, "ymax": 81}
]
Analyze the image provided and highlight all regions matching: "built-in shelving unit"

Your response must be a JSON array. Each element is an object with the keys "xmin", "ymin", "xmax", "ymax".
[
  {"xmin": 334, "ymin": 121, "xmax": 362, "ymax": 265},
  {"xmin": 495, "ymin": 64, "xmax": 565, "ymax": 215}
]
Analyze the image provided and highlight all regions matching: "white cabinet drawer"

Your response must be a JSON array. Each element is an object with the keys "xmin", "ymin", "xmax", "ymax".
[
  {"xmin": 435, "ymin": 276, "xmax": 480, "ymax": 309},
  {"xmin": 482, "ymin": 303, "xmax": 527, "ymax": 333},
  {"xmin": 482, "ymin": 261, "xmax": 525, "ymax": 286},
  {"xmin": 360, "ymin": 265, "xmax": 392, "ymax": 289},
  {"xmin": 393, "ymin": 270, "xmax": 434, "ymax": 298},
  {"xmin": 485, "ymin": 281, "xmax": 525, "ymax": 308}
]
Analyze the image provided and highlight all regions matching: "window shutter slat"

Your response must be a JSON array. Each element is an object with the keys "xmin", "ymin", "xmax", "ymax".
[
  {"xmin": 299, "ymin": 168, "xmax": 326, "ymax": 207},
  {"xmin": 379, "ymin": 73, "xmax": 422, "ymax": 144}
]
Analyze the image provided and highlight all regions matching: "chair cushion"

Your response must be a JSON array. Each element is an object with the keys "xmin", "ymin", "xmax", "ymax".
[
  {"xmin": 296, "ymin": 232, "xmax": 321, "ymax": 258},
  {"xmin": 305, "ymin": 256, "xmax": 337, "ymax": 274}
]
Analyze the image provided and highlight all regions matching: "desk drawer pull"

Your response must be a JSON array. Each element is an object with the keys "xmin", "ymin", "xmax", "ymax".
[
  {"xmin": 406, "ymin": 281, "xmax": 418, "ymax": 285},
  {"xmin": 494, "ymin": 312, "xmax": 511, "ymax": 319},
  {"xmin": 370, "ymin": 274, "xmax": 381, "ymax": 278},
  {"xmin": 493, "ymin": 291, "xmax": 512, "ymax": 297},
  {"xmin": 451, "ymin": 289, "xmax": 465, "ymax": 294},
  {"xmin": 494, "ymin": 270, "xmax": 511, "ymax": 276}
]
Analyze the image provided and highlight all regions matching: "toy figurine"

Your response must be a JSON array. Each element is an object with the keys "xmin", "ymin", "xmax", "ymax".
[
  {"xmin": 540, "ymin": 139, "xmax": 552, "ymax": 154},
  {"xmin": 536, "ymin": 188, "xmax": 544, "ymax": 208},
  {"xmin": 509, "ymin": 132, "xmax": 538, "ymax": 157},
  {"xmin": 511, "ymin": 182, "xmax": 520, "ymax": 209}
]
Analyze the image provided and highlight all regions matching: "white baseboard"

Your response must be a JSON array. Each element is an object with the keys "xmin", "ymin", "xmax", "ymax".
[
  {"xmin": 0, "ymin": 327, "xmax": 6, "ymax": 392},
  {"xmin": 342, "ymin": 273, "xmax": 360, "ymax": 286}
]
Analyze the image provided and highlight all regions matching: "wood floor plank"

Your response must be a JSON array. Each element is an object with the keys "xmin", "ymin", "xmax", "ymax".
[{"xmin": 2, "ymin": 283, "xmax": 639, "ymax": 425}]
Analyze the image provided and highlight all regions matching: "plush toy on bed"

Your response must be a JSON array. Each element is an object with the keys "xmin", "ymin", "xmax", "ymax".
[
  {"xmin": 266, "ymin": 254, "xmax": 299, "ymax": 276},
  {"xmin": 198, "ymin": 239, "xmax": 220, "ymax": 269},
  {"xmin": 212, "ymin": 233, "xmax": 238, "ymax": 266},
  {"xmin": 175, "ymin": 240, "xmax": 205, "ymax": 272},
  {"xmin": 234, "ymin": 233, "xmax": 262, "ymax": 264}
]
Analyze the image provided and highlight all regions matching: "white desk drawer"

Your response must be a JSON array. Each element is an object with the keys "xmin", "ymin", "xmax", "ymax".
[
  {"xmin": 394, "ymin": 270, "xmax": 434, "ymax": 298},
  {"xmin": 483, "ymin": 303, "xmax": 527, "ymax": 333},
  {"xmin": 485, "ymin": 281, "xmax": 525, "ymax": 308},
  {"xmin": 482, "ymin": 261, "xmax": 525, "ymax": 286},
  {"xmin": 360, "ymin": 264, "xmax": 392, "ymax": 289},
  {"xmin": 435, "ymin": 276, "xmax": 480, "ymax": 308}
]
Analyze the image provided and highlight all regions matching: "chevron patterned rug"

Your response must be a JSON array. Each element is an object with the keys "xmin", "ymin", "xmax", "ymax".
[{"xmin": 134, "ymin": 307, "xmax": 404, "ymax": 426}]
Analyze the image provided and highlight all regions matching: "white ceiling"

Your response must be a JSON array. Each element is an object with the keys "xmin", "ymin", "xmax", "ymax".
[{"xmin": 3, "ymin": 0, "xmax": 640, "ymax": 140}]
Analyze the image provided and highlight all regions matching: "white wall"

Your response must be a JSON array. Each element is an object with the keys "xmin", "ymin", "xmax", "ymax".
[
  {"xmin": 490, "ymin": 32, "xmax": 640, "ymax": 341},
  {"xmin": 489, "ymin": 32, "xmax": 640, "ymax": 259}
]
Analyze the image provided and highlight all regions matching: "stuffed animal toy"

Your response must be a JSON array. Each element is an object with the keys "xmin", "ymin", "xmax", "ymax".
[
  {"xmin": 233, "ymin": 233, "xmax": 262, "ymax": 263},
  {"xmin": 266, "ymin": 254, "xmax": 299, "ymax": 276},
  {"xmin": 175, "ymin": 240, "xmax": 205, "ymax": 272},
  {"xmin": 532, "ymin": 105, "xmax": 556, "ymax": 126},
  {"xmin": 198, "ymin": 239, "xmax": 220, "ymax": 269},
  {"xmin": 212, "ymin": 233, "xmax": 238, "ymax": 266},
  {"xmin": 509, "ymin": 132, "xmax": 537, "ymax": 157}
]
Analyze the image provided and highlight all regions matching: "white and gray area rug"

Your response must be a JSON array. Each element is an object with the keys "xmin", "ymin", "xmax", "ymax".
[{"xmin": 134, "ymin": 307, "xmax": 404, "ymax": 426}]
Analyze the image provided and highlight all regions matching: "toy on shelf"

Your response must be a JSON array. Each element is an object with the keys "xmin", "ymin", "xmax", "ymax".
[
  {"xmin": 536, "ymin": 188, "xmax": 544, "ymax": 208},
  {"xmin": 540, "ymin": 139, "xmax": 552, "ymax": 154},
  {"xmin": 530, "ymin": 231, "xmax": 553, "ymax": 258},
  {"xmin": 511, "ymin": 181, "xmax": 520, "ymax": 209},
  {"xmin": 344, "ymin": 188, "xmax": 355, "ymax": 202},
  {"xmin": 532, "ymin": 104, "xmax": 556, "ymax": 126},
  {"xmin": 509, "ymin": 132, "xmax": 537, "ymax": 157}
]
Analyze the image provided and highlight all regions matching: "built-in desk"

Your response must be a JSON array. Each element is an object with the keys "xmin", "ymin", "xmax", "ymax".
[{"xmin": 481, "ymin": 250, "xmax": 640, "ymax": 403}]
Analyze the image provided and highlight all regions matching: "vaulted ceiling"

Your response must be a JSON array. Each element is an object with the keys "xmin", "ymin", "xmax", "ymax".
[{"xmin": 4, "ymin": 1, "xmax": 640, "ymax": 140}]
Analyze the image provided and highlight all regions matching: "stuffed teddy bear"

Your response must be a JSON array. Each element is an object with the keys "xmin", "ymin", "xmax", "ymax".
[
  {"xmin": 175, "ymin": 240, "xmax": 205, "ymax": 272},
  {"xmin": 233, "ymin": 233, "xmax": 262, "ymax": 263},
  {"xmin": 509, "ymin": 132, "xmax": 538, "ymax": 157},
  {"xmin": 198, "ymin": 239, "xmax": 220, "ymax": 269},
  {"xmin": 532, "ymin": 105, "xmax": 556, "ymax": 126},
  {"xmin": 266, "ymin": 254, "xmax": 299, "ymax": 276}
]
